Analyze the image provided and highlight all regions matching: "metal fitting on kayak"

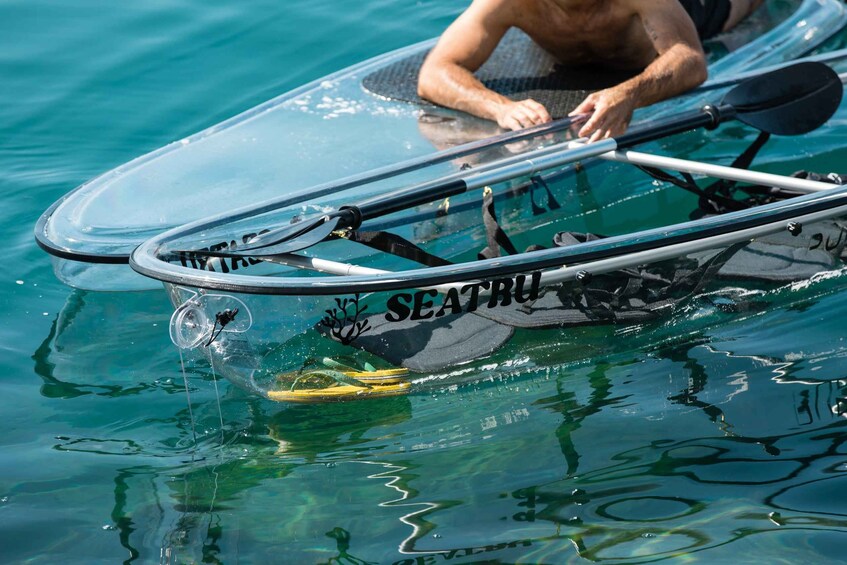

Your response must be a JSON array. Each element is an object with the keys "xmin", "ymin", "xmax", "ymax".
[
  {"xmin": 170, "ymin": 291, "xmax": 252, "ymax": 349},
  {"xmin": 787, "ymin": 221, "xmax": 803, "ymax": 236},
  {"xmin": 576, "ymin": 270, "xmax": 593, "ymax": 284},
  {"xmin": 338, "ymin": 206, "xmax": 363, "ymax": 230},
  {"xmin": 701, "ymin": 104, "xmax": 723, "ymax": 130}
]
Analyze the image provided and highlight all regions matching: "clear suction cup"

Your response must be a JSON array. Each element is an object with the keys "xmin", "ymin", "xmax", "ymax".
[
  {"xmin": 170, "ymin": 301, "xmax": 211, "ymax": 349},
  {"xmin": 169, "ymin": 290, "xmax": 253, "ymax": 349}
]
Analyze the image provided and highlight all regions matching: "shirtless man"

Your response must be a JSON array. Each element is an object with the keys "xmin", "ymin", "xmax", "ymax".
[{"xmin": 417, "ymin": 0, "xmax": 764, "ymax": 141}]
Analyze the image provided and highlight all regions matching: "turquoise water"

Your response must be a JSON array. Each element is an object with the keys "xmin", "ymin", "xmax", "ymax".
[{"xmin": 4, "ymin": 1, "xmax": 847, "ymax": 563}]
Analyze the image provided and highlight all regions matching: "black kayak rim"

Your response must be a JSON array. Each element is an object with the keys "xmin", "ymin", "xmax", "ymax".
[{"xmin": 129, "ymin": 184, "xmax": 847, "ymax": 296}]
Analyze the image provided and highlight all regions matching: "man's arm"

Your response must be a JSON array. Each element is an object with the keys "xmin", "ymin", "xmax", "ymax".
[
  {"xmin": 417, "ymin": 0, "xmax": 551, "ymax": 131},
  {"xmin": 571, "ymin": 0, "xmax": 707, "ymax": 141}
]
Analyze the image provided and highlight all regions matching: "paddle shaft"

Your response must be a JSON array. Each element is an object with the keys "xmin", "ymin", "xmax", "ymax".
[
  {"xmin": 214, "ymin": 56, "xmax": 841, "ymax": 246},
  {"xmin": 312, "ymin": 51, "xmax": 844, "ymax": 212},
  {"xmin": 328, "ymin": 50, "xmax": 844, "ymax": 200},
  {"xmin": 348, "ymin": 104, "xmax": 733, "ymax": 225},
  {"xmin": 214, "ymin": 61, "xmax": 842, "ymax": 256}
]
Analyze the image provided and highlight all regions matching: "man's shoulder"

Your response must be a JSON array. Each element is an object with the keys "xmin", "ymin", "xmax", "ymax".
[{"xmin": 467, "ymin": 0, "xmax": 538, "ymax": 21}]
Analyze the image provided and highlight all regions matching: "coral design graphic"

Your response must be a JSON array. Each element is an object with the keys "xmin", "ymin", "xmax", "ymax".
[{"xmin": 320, "ymin": 295, "xmax": 371, "ymax": 345}]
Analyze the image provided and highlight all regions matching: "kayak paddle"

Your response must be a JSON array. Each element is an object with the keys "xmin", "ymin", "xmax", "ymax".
[{"xmin": 189, "ymin": 61, "xmax": 843, "ymax": 260}]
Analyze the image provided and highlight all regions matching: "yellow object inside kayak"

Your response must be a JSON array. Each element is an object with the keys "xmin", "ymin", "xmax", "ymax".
[{"xmin": 268, "ymin": 362, "xmax": 411, "ymax": 403}]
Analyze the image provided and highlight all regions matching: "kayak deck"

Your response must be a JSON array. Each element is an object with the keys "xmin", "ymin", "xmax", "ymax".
[{"xmin": 35, "ymin": 0, "xmax": 846, "ymax": 291}]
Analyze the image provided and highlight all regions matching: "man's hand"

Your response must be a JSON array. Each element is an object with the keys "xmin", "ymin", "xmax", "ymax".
[
  {"xmin": 569, "ymin": 86, "xmax": 636, "ymax": 142},
  {"xmin": 495, "ymin": 99, "xmax": 552, "ymax": 130},
  {"xmin": 566, "ymin": 0, "xmax": 706, "ymax": 142}
]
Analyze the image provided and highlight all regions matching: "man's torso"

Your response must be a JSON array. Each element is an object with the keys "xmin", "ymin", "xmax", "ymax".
[{"xmin": 511, "ymin": 0, "xmax": 658, "ymax": 69}]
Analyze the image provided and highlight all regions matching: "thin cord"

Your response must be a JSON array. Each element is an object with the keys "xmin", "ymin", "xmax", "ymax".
[
  {"xmin": 208, "ymin": 353, "xmax": 225, "ymax": 445},
  {"xmin": 178, "ymin": 349, "xmax": 197, "ymax": 447}
]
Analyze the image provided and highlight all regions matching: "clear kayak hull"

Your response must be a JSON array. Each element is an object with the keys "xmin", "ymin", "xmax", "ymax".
[
  {"xmin": 36, "ymin": 0, "xmax": 847, "ymax": 290},
  {"xmin": 132, "ymin": 132, "xmax": 847, "ymax": 400}
]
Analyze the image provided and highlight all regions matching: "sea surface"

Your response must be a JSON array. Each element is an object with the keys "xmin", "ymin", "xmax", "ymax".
[{"xmin": 4, "ymin": 1, "xmax": 847, "ymax": 563}]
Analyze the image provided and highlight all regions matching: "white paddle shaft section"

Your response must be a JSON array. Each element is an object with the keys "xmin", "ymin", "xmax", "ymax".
[
  {"xmin": 265, "ymin": 255, "xmax": 480, "ymax": 292},
  {"xmin": 602, "ymin": 149, "xmax": 837, "ymax": 194},
  {"xmin": 273, "ymin": 199, "xmax": 847, "ymax": 296},
  {"xmin": 265, "ymin": 150, "xmax": 843, "ymax": 294},
  {"xmin": 536, "ymin": 202, "xmax": 847, "ymax": 287}
]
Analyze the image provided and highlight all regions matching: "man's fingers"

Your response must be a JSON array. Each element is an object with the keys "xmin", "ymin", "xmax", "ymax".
[
  {"xmin": 498, "ymin": 99, "xmax": 553, "ymax": 130},
  {"xmin": 516, "ymin": 103, "xmax": 547, "ymax": 126},
  {"xmin": 570, "ymin": 95, "xmax": 597, "ymax": 116},
  {"xmin": 579, "ymin": 111, "xmax": 628, "ymax": 141},
  {"xmin": 508, "ymin": 113, "xmax": 533, "ymax": 130},
  {"xmin": 511, "ymin": 110, "xmax": 531, "ymax": 129},
  {"xmin": 523, "ymin": 99, "xmax": 552, "ymax": 123},
  {"xmin": 514, "ymin": 109, "xmax": 534, "ymax": 127},
  {"xmin": 497, "ymin": 108, "xmax": 523, "ymax": 131},
  {"xmin": 503, "ymin": 116, "xmax": 522, "ymax": 131},
  {"xmin": 516, "ymin": 109, "xmax": 546, "ymax": 128},
  {"xmin": 584, "ymin": 122, "xmax": 619, "ymax": 142},
  {"xmin": 578, "ymin": 113, "xmax": 602, "ymax": 138},
  {"xmin": 571, "ymin": 86, "xmax": 634, "ymax": 141},
  {"xmin": 582, "ymin": 120, "xmax": 617, "ymax": 142}
]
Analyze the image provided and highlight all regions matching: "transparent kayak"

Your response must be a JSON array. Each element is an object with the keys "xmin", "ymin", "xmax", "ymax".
[
  {"xmin": 35, "ymin": 0, "xmax": 847, "ymax": 290},
  {"xmin": 128, "ymin": 58, "xmax": 847, "ymax": 402}
]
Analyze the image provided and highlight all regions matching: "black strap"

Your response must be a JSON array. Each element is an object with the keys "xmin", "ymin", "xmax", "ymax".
[
  {"xmin": 636, "ymin": 164, "xmax": 709, "ymax": 197},
  {"xmin": 698, "ymin": 131, "xmax": 772, "ymax": 212},
  {"xmin": 529, "ymin": 175, "xmax": 562, "ymax": 215},
  {"xmin": 347, "ymin": 230, "xmax": 452, "ymax": 267},
  {"xmin": 727, "ymin": 131, "xmax": 771, "ymax": 173},
  {"xmin": 479, "ymin": 188, "xmax": 520, "ymax": 260},
  {"xmin": 635, "ymin": 131, "xmax": 774, "ymax": 216}
]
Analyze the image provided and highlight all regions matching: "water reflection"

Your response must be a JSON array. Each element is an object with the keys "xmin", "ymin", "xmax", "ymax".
[
  {"xmin": 323, "ymin": 527, "xmax": 379, "ymax": 564},
  {"xmin": 33, "ymin": 289, "xmax": 185, "ymax": 399},
  {"xmin": 381, "ymin": 305, "xmax": 847, "ymax": 561},
  {"xmin": 267, "ymin": 398, "xmax": 413, "ymax": 460},
  {"xmin": 31, "ymin": 274, "xmax": 847, "ymax": 563},
  {"xmin": 84, "ymin": 343, "xmax": 847, "ymax": 563}
]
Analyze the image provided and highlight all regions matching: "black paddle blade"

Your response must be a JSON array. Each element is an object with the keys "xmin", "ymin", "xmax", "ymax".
[
  {"xmin": 205, "ymin": 215, "xmax": 341, "ymax": 259},
  {"xmin": 723, "ymin": 61, "xmax": 842, "ymax": 135},
  {"xmin": 173, "ymin": 215, "xmax": 342, "ymax": 263},
  {"xmin": 235, "ymin": 214, "xmax": 336, "ymax": 253},
  {"xmin": 246, "ymin": 216, "xmax": 342, "ymax": 256}
]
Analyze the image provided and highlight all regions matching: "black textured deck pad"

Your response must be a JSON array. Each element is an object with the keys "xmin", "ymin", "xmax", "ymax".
[{"xmin": 362, "ymin": 29, "xmax": 638, "ymax": 118}]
